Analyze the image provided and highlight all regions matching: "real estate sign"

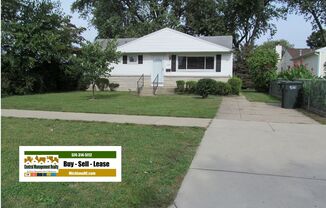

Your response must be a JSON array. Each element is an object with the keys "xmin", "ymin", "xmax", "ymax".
[{"xmin": 19, "ymin": 146, "xmax": 121, "ymax": 182}]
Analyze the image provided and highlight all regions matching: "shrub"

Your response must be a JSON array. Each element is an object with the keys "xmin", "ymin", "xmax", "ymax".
[
  {"xmin": 185, "ymin": 81, "xmax": 197, "ymax": 94},
  {"xmin": 196, "ymin": 79, "xmax": 218, "ymax": 98},
  {"xmin": 247, "ymin": 47, "xmax": 278, "ymax": 92},
  {"xmin": 95, "ymin": 78, "xmax": 109, "ymax": 91},
  {"xmin": 176, "ymin": 80, "xmax": 185, "ymax": 93},
  {"xmin": 227, "ymin": 77, "xmax": 242, "ymax": 95},
  {"xmin": 278, "ymin": 65, "xmax": 315, "ymax": 80},
  {"xmin": 108, "ymin": 83, "xmax": 119, "ymax": 91},
  {"xmin": 216, "ymin": 81, "xmax": 232, "ymax": 95}
]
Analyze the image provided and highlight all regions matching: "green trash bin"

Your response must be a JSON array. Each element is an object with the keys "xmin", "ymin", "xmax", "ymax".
[{"xmin": 280, "ymin": 81, "xmax": 303, "ymax": 109}]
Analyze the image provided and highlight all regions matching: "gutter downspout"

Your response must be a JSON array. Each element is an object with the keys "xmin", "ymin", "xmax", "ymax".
[{"xmin": 315, "ymin": 52, "xmax": 321, "ymax": 77}]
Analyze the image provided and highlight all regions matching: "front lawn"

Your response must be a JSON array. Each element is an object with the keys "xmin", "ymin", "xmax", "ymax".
[
  {"xmin": 241, "ymin": 91, "xmax": 280, "ymax": 103},
  {"xmin": 2, "ymin": 91, "xmax": 221, "ymax": 118},
  {"xmin": 1, "ymin": 117, "xmax": 205, "ymax": 208}
]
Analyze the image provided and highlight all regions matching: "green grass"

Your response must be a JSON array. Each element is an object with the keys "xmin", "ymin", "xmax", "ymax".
[
  {"xmin": 2, "ymin": 91, "xmax": 221, "ymax": 118},
  {"xmin": 241, "ymin": 91, "xmax": 280, "ymax": 103},
  {"xmin": 1, "ymin": 117, "xmax": 205, "ymax": 208}
]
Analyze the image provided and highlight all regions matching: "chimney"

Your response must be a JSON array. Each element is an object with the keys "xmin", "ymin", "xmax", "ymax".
[
  {"xmin": 299, "ymin": 49, "xmax": 302, "ymax": 56},
  {"xmin": 275, "ymin": 44, "xmax": 282, "ymax": 60}
]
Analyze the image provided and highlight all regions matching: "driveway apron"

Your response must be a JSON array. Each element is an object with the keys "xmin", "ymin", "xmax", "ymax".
[{"xmin": 173, "ymin": 96, "xmax": 326, "ymax": 208}]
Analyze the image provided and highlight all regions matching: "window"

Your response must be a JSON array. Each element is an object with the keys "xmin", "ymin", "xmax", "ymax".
[
  {"xmin": 171, "ymin": 55, "xmax": 176, "ymax": 72},
  {"xmin": 188, "ymin": 57, "xmax": 205, "ymax": 69},
  {"xmin": 138, "ymin": 55, "xmax": 143, "ymax": 64},
  {"xmin": 122, "ymin": 56, "xmax": 127, "ymax": 64},
  {"xmin": 178, "ymin": 56, "xmax": 187, "ymax": 69},
  {"xmin": 177, "ymin": 56, "xmax": 215, "ymax": 70},
  {"xmin": 129, "ymin": 55, "xmax": 138, "ymax": 63},
  {"xmin": 216, "ymin": 55, "xmax": 221, "ymax": 72},
  {"xmin": 206, "ymin": 57, "xmax": 214, "ymax": 69}
]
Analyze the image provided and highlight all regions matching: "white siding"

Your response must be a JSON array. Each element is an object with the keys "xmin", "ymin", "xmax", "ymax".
[
  {"xmin": 319, "ymin": 51, "xmax": 326, "ymax": 77},
  {"xmin": 279, "ymin": 50, "xmax": 294, "ymax": 72},
  {"xmin": 303, "ymin": 54, "xmax": 319, "ymax": 76},
  {"xmin": 111, "ymin": 52, "xmax": 233, "ymax": 78},
  {"xmin": 111, "ymin": 54, "xmax": 153, "ymax": 76}
]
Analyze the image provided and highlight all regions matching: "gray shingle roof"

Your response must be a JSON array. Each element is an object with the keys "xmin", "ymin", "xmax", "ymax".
[
  {"xmin": 96, "ymin": 35, "xmax": 233, "ymax": 50},
  {"xmin": 198, "ymin": 36, "xmax": 233, "ymax": 49}
]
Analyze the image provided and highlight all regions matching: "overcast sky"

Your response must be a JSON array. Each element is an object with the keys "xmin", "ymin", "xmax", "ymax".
[{"xmin": 60, "ymin": 0, "xmax": 312, "ymax": 48}]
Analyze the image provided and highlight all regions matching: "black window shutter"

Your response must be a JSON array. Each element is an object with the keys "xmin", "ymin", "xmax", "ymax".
[
  {"xmin": 123, "ymin": 55, "xmax": 127, "ymax": 64},
  {"xmin": 216, "ymin": 55, "xmax": 221, "ymax": 72},
  {"xmin": 138, "ymin": 55, "xmax": 143, "ymax": 64},
  {"xmin": 171, "ymin": 55, "xmax": 176, "ymax": 72}
]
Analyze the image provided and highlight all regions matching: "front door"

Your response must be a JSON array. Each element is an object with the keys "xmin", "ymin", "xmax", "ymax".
[{"xmin": 152, "ymin": 56, "xmax": 164, "ymax": 86}]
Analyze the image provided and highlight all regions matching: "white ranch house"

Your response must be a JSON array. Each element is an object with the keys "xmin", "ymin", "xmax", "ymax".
[{"xmin": 97, "ymin": 28, "xmax": 233, "ymax": 94}]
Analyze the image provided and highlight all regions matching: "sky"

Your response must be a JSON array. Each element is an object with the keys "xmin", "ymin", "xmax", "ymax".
[{"xmin": 60, "ymin": 0, "xmax": 313, "ymax": 48}]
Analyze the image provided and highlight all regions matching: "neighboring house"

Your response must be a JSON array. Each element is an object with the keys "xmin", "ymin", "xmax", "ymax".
[
  {"xmin": 97, "ymin": 28, "xmax": 233, "ymax": 92},
  {"xmin": 276, "ymin": 45, "xmax": 314, "ymax": 72},
  {"xmin": 291, "ymin": 47, "xmax": 326, "ymax": 77}
]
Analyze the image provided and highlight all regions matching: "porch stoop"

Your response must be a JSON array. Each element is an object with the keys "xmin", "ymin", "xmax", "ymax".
[{"xmin": 139, "ymin": 86, "xmax": 155, "ymax": 96}]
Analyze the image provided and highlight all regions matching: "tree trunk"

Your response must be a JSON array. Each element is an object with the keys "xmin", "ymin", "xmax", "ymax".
[
  {"xmin": 310, "ymin": 9, "xmax": 326, "ymax": 44},
  {"xmin": 92, "ymin": 82, "xmax": 95, "ymax": 99}
]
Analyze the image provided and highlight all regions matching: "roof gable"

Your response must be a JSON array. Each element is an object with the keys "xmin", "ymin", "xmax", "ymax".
[
  {"xmin": 287, "ymin": 48, "xmax": 313, "ymax": 58},
  {"xmin": 117, "ymin": 28, "xmax": 232, "ymax": 53},
  {"xmin": 198, "ymin": 36, "xmax": 233, "ymax": 49}
]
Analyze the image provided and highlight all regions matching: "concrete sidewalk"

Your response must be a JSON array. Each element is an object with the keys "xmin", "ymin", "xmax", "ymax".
[
  {"xmin": 217, "ymin": 96, "xmax": 317, "ymax": 124},
  {"xmin": 1, "ymin": 109, "xmax": 211, "ymax": 128},
  {"xmin": 173, "ymin": 96, "xmax": 326, "ymax": 208}
]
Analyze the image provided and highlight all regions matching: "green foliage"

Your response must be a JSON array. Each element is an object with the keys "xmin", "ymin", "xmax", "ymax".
[
  {"xmin": 196, "ymin": 79, "xmax": 218, "ymax": 98},
  {"xmin": 247, "ymin": 47, "xmax": 278, "ymax": 92},
  {"xmin": 306, "ymin": 29, "xmax": 326, "ymax": 49},
  {"xmin": 278, "ymin": 65, "xmax": 315, "ymax": 80},
  {"xmin": 284, "ymin": 0, "xmax": 326, "ymax": 46},
  {"xmin": 185, "ymin": 81, "xmax": 197, "ymax": 94},
  {"xmin": 215, "ymin": 81, "xmax": 231, "ymax": 95},
  {"xmin": 73, "ymin": 41, "xmax": 120, "ymax": 98},
  {"xmin": 258, "ymin": 39, "xmax": 294, "ymax": 49},
  {"xmin": 108, "ymin": 83, "xmax": 120, "ymax": 91},
  {"xmin": 1, "ymin": 0, "xmax": 85, "ymax": 96},
  {"xmin": 227, "ymin": 77, "xmax": 242, "ymax": 95},
  {"xmin": 72, "ymin": 1, "xmax": 185, "ymax": 38},
  {"xmin": 95, "ymin": 78, "xmax": 109, "ymax": 91},
  {"xmin": 72, "ymin": 0, "xmax": 286, "ymax": 51},
  {"xmin": 176, "ymin": 80, "xmax": 186, "ymax": 93}
]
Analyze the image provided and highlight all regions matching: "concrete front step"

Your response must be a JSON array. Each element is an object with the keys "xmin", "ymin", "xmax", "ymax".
[
  {"xmin": 139, "ymin": 87, "xmax": 154, "ymax": 96},
  {"xmin": 139, "ymin": 86, "xmax": 176, "ymax": 96}
]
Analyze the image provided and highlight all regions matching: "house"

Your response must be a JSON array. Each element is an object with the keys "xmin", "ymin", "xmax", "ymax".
[
  {"xmin": 97, "ymin": 28, "xmax": 233, "ymax": 94},
  {"xmin": 291, "ymin": 47, "xmax": 326, "ymax": 77},
  {"xmin": 276, "ymin": 45, "xmax": 314, "ymax": 72}
]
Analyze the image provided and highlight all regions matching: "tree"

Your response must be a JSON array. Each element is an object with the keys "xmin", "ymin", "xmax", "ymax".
[
  {"xmin": 183, "ymin": 0, "xmax": 286, "ymax": 87},
  {"xmin": 71, "ymin": 0, "xmax": 186, "ymax": 38},
  {"xmin": 259, "ymin": 39, "xmax": 294, "ymax": 49},
  {"xmin": 185, "ymin": 0, "xmax": 286, "ymax": 50},
  {"xmin": 306, "ymin": 30, "xmax": 326, "ymax": 49},
  {"xmin": 284, "ymin": 0, "xmax": 326, "ymax": 45},
  {"xmin": 1, "ymin": 0, "xmax": 85, "ymax": 95},
  {"xmin": 247, "ymin": 46, "xmax": 278, "ymax": 92},
  {"xmin": 74, "ymin": 41, "xmax": 120, "ymax": 99}
]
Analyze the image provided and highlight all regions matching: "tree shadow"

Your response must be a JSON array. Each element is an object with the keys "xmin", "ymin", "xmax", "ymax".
[{"xmin": 85, "ymin": 92, "xmax": 125, "ymax": 100}]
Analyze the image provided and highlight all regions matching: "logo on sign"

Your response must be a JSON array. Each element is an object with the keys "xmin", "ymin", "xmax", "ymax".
[{"xmin": 19, "ymin": 146, "xmax": 121, "ymax": 182}]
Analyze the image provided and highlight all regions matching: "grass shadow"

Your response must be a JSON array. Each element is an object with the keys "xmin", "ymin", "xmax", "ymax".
[{"xmin": 85, "ymin": 92, "xmax": 124, "ymax": 100}]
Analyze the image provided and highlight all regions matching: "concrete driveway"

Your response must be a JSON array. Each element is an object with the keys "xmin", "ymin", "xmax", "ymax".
[{"xmin": 173, "ymin": 96, "xmax": 326, "ymax": 208}]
